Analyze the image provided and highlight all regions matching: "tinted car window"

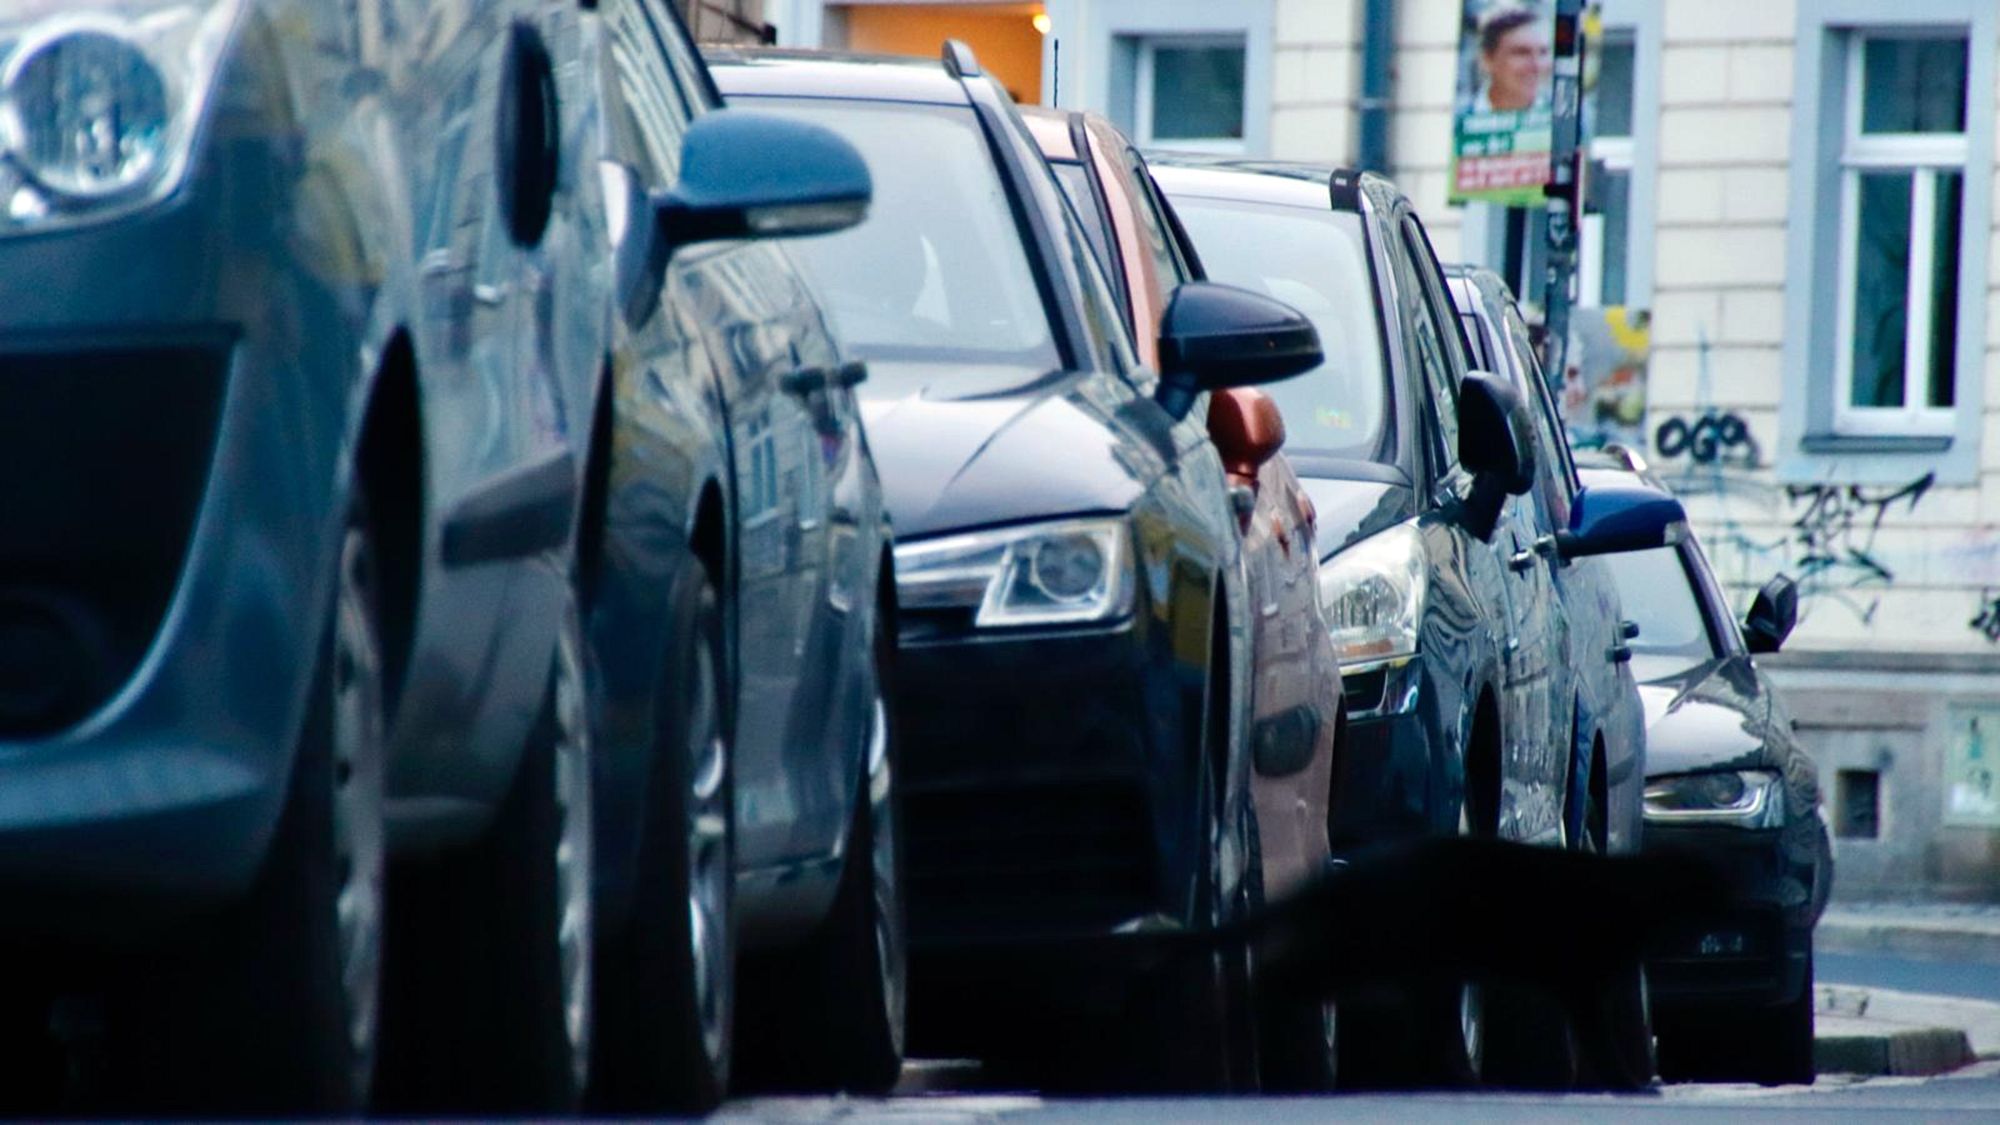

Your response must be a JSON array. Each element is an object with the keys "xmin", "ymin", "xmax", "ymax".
[
  {"xmin": 1125, "ymin": 150, "xmax": 1189, "ymax": 293},
  {"xmin": 1173, "ymin": 197, "xmax": 1390, "ymax": 462},
  {"xmin": 1604, "ymin": 546, "xmax": 1719, "ymax": 674},
  {"xmin": 1052, "ymin": 160, "xmax": 1117, "ymax": 286},
  {"xmin": 752, "ymin": 100, "xmax": 1061, "ymax": 369},
  {"xmin": 1393, "ymin": 220, "xmax": 1462, "ymax": 469}
]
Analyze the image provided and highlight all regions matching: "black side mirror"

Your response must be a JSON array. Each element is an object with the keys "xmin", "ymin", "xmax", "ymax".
[
  {"xmin": 1744, "ymin": 574, "xmax": 1799, "ymax": 654},
  {"xmin": 613, "ymin": 109, "xmax": 871, "ymax": 323},
  {"xmin": 1155, "ymin": 282, "xmax": 1322, "ymax": 420},
  {"xmin": 1455, "ymin": 370, "xmax": 1535, "ymax": 542}
]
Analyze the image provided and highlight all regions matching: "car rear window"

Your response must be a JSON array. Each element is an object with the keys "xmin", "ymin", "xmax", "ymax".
[
  {"xmin": 743, "ymin": 98, "xmax": 1061, "ymax": 370},
  {"xmin": 1169, "ymin": 198, "xmax": 1392, "ymax": 464},
  {"xmin": 1603, "ymin": 546, "xmax": 1719, "ymax": 675}
]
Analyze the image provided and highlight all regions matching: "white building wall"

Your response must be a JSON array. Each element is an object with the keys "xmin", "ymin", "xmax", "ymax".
[{"xmin": 1270, "ymin": 0, "xmax": 1363, "ymax": 167}]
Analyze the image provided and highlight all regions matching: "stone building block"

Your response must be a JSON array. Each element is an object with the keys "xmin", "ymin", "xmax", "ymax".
[
  {"xmin": 1727, "ymin": 44, "xmax": 1794, "ymax": 104},
  {"xmin": 1397, "ymin": 45, "xmax": 1460, "ymax": 111},
  {"xmin": 1663, "ymin": 0, "xmax": 1797, "ymax": 45},
  {"xmin": 1721, "ymin": 289, "xmax": 1788, "ymax": 346},
  {"xmin": 1275, "ymin": 0, "xmax": 1359, "ymax": 45},
  {"xmin": 1395, "ymin": 0, "xmax": 1460, "ymax": 49},
  {"xmin": 1275, "ymin": 45, "xmax": 1357, "ymax": 106},
  {"xmin": 1391, "ymin": 110, "xmax": 1453, "ymax": 175},
  {"xmin": 1660, "ymin": 106, "xmax": 1792, "ymax": 167},
  {"xmin": 1657, "ymin": 167, "xmax": 1727, "ymax": 225},
  {"xmin": 1270, "ymin": 105, "xmax": 1351, "ymax": 163},
  {"xmin": 1661, "ymin": 45, "xmax": 1730, "ymax": 106},
  {"xmin": 1654, "ymin": 225, "xmax": 1788, "ymax": 288},
  {"xmin": 1721, "ymin": 167, "xmax": 1792, "ymax": 223},
  {"xmin": 1645, "ymin": 291, "xmax": 1724, "ymax": 347}
]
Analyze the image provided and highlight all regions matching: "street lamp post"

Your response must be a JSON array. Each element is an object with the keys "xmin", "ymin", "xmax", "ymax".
[{"xmin": 1540, "ymin": 0, "xmax": 1587, "ymax": 388}]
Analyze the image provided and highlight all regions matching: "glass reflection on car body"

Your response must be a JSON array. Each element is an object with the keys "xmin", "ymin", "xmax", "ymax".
[
  {"xmin": 754, "ymin": 99, "xmax": 1058, "ymax": 370},
  {"xmin": 1172, "ymin": 198, "xmax": 1391, "ymax": 463}
]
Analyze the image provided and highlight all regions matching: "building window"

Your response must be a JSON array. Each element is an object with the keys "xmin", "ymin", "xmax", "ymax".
[
  {"xmin": 1582, "ymin": 32, "xmax": 1635, "ymax": 308},
  {"xmin": 1133, "ymin": 36, "xmax": 1245, "ymax": 151},
  {"xmin": 1832, "ymin": 33, "xmax": 1969, "ymax": 437}
]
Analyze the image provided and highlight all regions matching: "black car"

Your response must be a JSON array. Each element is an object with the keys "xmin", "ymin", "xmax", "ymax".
[
  {"xmin": 1154, "ymin": 160, "xmax": 1683, "ymax": 1088},
  {"xmin": 709, "ymin": 45, "xmax": 1321, "ymax": 1090},
  {"xmin": 1582, "ymin": 453, "xmax": 1834, "ymax": 1087}
]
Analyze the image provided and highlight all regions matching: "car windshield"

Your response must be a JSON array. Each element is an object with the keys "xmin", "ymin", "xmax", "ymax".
[
  {"xmin": 1604, "ymin": 546, "xmax": 1719, "ymax": 676},
  {"xmin": 742, "ymin": 98, "xmax": 1060, "ymax": 370},
  {"xmin": 1170, "ymin": 198, "xmax": 1391, "ymax": 463}
]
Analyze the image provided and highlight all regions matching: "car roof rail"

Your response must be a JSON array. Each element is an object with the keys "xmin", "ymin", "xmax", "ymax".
[
  {"xmin": 1328, "ymin": 169, "xmax": 1363, "ymax": 212},
  {"xmin": 942, "ymin": 38, "xmax": 983, "ymax": 79}
]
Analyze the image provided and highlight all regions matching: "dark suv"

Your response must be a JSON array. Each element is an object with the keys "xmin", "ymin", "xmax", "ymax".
[
  {"xmin": 711, "ymin": 45, "xmax": 1321, "ymax": 1091},
  {"xmin": 1155, "ymin": 160, "xmax": 1684, "ymax": 1088},
  {"xmin": 0, "ymin": 1, "xmax": 893, "ymax": 1115}
]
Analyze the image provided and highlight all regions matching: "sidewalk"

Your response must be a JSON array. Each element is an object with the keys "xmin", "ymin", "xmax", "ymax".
[
  {"xmin": 1817, "ymin": 901, "xmax": 2000, "ymax": 964},
  {"xmin": 1816, "ymin": 982, "xmax": 1998, "ymax": 1076}
]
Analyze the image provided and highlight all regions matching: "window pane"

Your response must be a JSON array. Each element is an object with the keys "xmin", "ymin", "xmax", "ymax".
[
  {"xmin": 1150, "ymin": 44, "xmax": 1245, "ymax": 140},
  {"xmin": 1171, "ymin": 200, "xmax": 1393, "ymax": 463},
  {"xmin": 1594, "ymin": 36, "xmax": 1635, "ymax": 139},
  {"xmin": 1849, "ymin": 172, "xmax": 1912, "ymax": 409},
  {"xmin": 1603, "ymin": 547, "xmax": 1717, "ymax": 677},
  {"xmin": 1587, "ymin": 162, "xmax": 1630, "ymax": 306},
  {"xmin": 1862, "ymin": 36, "xmax": 1968, "ymax": 134},
  {"xmin": 1929, "ymin": 171, "xmax": 1963, "ymax": 407}
]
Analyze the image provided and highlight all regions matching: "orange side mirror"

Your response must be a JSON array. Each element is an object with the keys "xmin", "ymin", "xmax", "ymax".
[{"xmin": 1208, "ymin": 388, "xmax": 1286, "ymax": 487}]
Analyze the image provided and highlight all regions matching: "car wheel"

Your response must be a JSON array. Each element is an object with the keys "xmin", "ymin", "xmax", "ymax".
[
  {"xmin": 1253, "ymin": 813, "xmax": 1339, "ymax": 1092},
  {"xmin": 1573, "ymin": 774, "xmax": 1657, "ymax": 1091},
  {"xmin": 736, "ymin": 613, "xmax": 907, "ymax": 1093},
  {"xmin": 116, "ymin": 503, "xmax": 386, "ymax": 1114},
  {"xmin": 1658, "ymin": 955, "xmax": 1816, "ymax": 1086},
  {"xmin": 376, "ymin": 590, "xmax": 595, "ymax": 1113},
  {"xmin": 588, "ymin": 566, "xmax": 733, "ymax": 1114}
]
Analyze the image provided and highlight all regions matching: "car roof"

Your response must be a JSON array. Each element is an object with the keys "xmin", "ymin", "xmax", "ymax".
[
  {"xmin": 1148, "ymin": 156, "xmax": 1395, "ymax": 215},
  {"xmin": 1148, "ymin": 160, "xmax": 1341, "ymax": 212},
  {"xmin": 704, "ymin": 46, "xmax": 971, "ymax": 105}
]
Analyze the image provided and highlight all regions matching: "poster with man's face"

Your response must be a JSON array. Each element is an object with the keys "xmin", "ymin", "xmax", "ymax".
[{"xmin": 1451, "ymin": 1, "xmax": 1555, "ymax": 204}]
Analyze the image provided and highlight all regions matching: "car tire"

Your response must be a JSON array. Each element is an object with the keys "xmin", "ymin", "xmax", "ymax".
[
  {"xmin": 1658, "ymin": 957, "xmax": 1816, "ymax": 1086},
  {"xmin": 376, "ymin": 592, "xmax": 595, "ymax": 1114},
  {"xmin": 588, "ymin": 567, "xmax": 734, "ymax": 1114},
  {"xmin": 113, "ymin": 502, "xmax": 386, "ymax": 1114},
  {"xmin": 1253, "ymin": 814, "xmax": 1339, "ymax": 1092},
  {"xmin": 736, "ymin": 613, "xmax": 907, "ymax": 1093},
  {"xmin": 1573, "ymin": 770, "xmax": 1657, "ymax": 1091}
]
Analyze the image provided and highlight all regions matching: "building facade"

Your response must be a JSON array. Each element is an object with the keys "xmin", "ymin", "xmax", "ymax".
[{"xmin": 765, "ymin": 0, "xmax": 2000, "ymax": 900}]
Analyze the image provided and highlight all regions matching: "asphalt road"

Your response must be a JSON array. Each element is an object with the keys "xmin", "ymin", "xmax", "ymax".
[
  {"xmin": 719, "ymin": 1061, "xmax": 2000, "ymax": 1121},
  {"xmin": 1820, "ymin": 950, "xmax": 2000, "ymax": 1003}
]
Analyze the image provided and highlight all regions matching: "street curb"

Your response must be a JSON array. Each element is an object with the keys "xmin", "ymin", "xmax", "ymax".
[
  {"xmin": 1815, "ymin": 1027, "xmax": 1976, "ymax": 1077},
  {"xmin": 1817, "ymin": 914, "xmax": 2000, "ymax": 964}
]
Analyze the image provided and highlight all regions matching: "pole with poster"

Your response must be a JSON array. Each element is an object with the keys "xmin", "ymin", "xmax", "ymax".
[{"xmin": 1540, "ymin": 0, "xmax": 1586, "ymax": 385}]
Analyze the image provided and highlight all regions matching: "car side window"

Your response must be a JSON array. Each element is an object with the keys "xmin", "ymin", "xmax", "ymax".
[
  {"xmin": 646, "ymin": 0, "xmax": 723, "ymax": 114},
  {"xmin": 602, "ymin": 0, "xmax": 693, "ymax": 185},
  {"xmin": 1125, "ymin": 148, "xmax": 1191, "ymax": 295},
  {"xmin": 1504, "ymin": 300, "xmax": 1579, "ymax": 496},
  {"xmin": 1384, "ymin": 222, "xmax": 1459, "ymax": 473}
]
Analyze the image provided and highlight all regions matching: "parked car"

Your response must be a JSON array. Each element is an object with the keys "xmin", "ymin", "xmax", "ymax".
[
  {"xmin": 1442, "ymin": 265, "xmax": 1657, "ymax": 1086},
  {"xmin": 1154, "ymin": 159, "xmax": 1683, "ymax": 1088},
  {"xmin": 1022, "ymin": 105, "xmax": 1346, "ymax": 1091},
  {"xmin": 0, "ymin": 0, "xmax": 894, "ymax": 1115},
  {"xmin": 709, "ymin": 44, "xmax": 1322, "ymax": 1091},
  {"xmin": 1580, "ymin": 449, "xmax": 1834, "ymax": 1087}
]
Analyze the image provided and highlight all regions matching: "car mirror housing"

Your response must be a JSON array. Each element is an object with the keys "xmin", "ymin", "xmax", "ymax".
[
  {"xmin": 1155, "ymin": 282, "xmax": 1322, "ymax": 420},
  {"xmin": 657, "ymin": 109, "xmax": 871, "ymax": 252},
  {"xmin": 1556, "ymin": 483, "xmax": 1690, "ymax": 561},
  {"xmin": 1457, "ymin": 370, "xmax": 1535, "ymax": 497},
  {"xmin": 1744, "ymin": 574, "xmax": 1799, "ymax": 654},
  {"xmin": 1208, "ymin": 388, "xmax": 1286, "ymax": 485}
]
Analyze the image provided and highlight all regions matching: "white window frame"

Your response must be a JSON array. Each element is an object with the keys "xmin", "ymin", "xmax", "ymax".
[
  {"xmin": 1830, "ymin": 31, "xmax": 1969, "ymax": 438},
  {"xmin": 1579, "ymin": 30, "xmax": 1638, "ymax": 308},
  {"xmin": 1133, "ymin": 34, "xmax": 1247, "ymax": 153}
]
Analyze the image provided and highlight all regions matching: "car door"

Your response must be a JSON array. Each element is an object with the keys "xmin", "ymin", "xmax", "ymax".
[{"xmin": 640, "ymin": 2, "xmax": 842, "ymax": 867}]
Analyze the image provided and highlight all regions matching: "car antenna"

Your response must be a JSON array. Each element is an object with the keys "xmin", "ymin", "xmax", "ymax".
[{"xmin": 1052, "ymin": 38, "xmax": 1060, "ymax": 105}]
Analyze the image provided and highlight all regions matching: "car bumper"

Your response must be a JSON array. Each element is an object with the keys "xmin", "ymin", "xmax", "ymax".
[
  {"xmin": 0, "ymin": 112, "xmax": 349, "ymax": 914},
  {"xmin": 1328, "ymin": 657, "xmax": 1450, "ymax": 847},
  {"xmin": 1644, "ymin": 822, "xmax": 1815, "ymax": 1008},
  {"xmin": 894, "ymin": 614, "xmax": 1208, "ymax": 955}
]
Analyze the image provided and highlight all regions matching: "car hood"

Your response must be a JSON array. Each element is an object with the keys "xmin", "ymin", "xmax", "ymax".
[
  {"xmin": 857, "ymin": 360, "xmax": 1160, "ymax": 540},
  {"xmin": 1292, "ymin": 463, "xmax": 1416, "ymax": 561},
  {"xmin": 1635, "ymin": 655, "xmax": 1776, "ymax": 777}
]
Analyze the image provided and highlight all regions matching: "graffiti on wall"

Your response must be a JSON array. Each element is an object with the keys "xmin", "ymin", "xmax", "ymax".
[
  {"xmin": 1653, "ymin": 410, "xmax": 1760, "ymax": 469},
  {"xmin": 1972, "ymin": 592, "xmax": 2000, "ymax": 643},
  {"xmin": 1562, "ymin": 306, "xmax": 1650, "ymax": 451}
]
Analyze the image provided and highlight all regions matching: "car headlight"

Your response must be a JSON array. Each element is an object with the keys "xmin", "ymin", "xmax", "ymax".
[
  {"xmin": 1317, "ymin": 523, "xmax": 1426, "ymax": 669},
  {"xmin": 1644, "ymin": 770, "xmax": 1786, "ymax": 828},
  {"xmin": 896, "ymin": 518, "xmax": 1133, "ymax": 628},
  {"xmin": 0, "ymin": 1, "xmax": 244, "ymax": 232}
]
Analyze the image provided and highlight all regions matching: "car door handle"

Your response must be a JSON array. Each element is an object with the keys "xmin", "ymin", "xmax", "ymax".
[
  {"xmin": 1509, "ymin": 534, "xmax": 1559, "ymax": 572},
  {"xmin": 1609, "ymin": 643, "xmax": 1633, "ymax": 664},
  {"xmin": 780, "ymin": 361, "xmax": 867, "ymax": 398}
]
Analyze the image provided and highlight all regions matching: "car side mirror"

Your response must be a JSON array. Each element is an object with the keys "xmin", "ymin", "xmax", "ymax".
[
  {"xmin": 1458, "ymin": 370, "xmax": 1535, "ymax": 496},
  {"xmin": 1556, "ymin": 483, "xmax": 1689, "ymax": 561},
  {"xmin": 657, "ymin": 109, "xmax": 871, "ymax": 247},
  {"xmin": 1155, "ymin": 282, "xmax": 1322, "ymax": 420},
  {"xmin": 1208, "ymin": 388, "xmax": 1286, "ymax": 486},
  {"xmin": 613, "ymin": 109, "xmax": 871, "ymax": 323},
  {"xmin": 1744, "ymin": 574, "xmax": 1799, "ymax": 654}
]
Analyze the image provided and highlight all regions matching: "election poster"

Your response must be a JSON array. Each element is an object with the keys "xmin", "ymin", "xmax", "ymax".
[{"xmin": 1450, "ymin": 1, "xmax": 1555, "ymax": 205}]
